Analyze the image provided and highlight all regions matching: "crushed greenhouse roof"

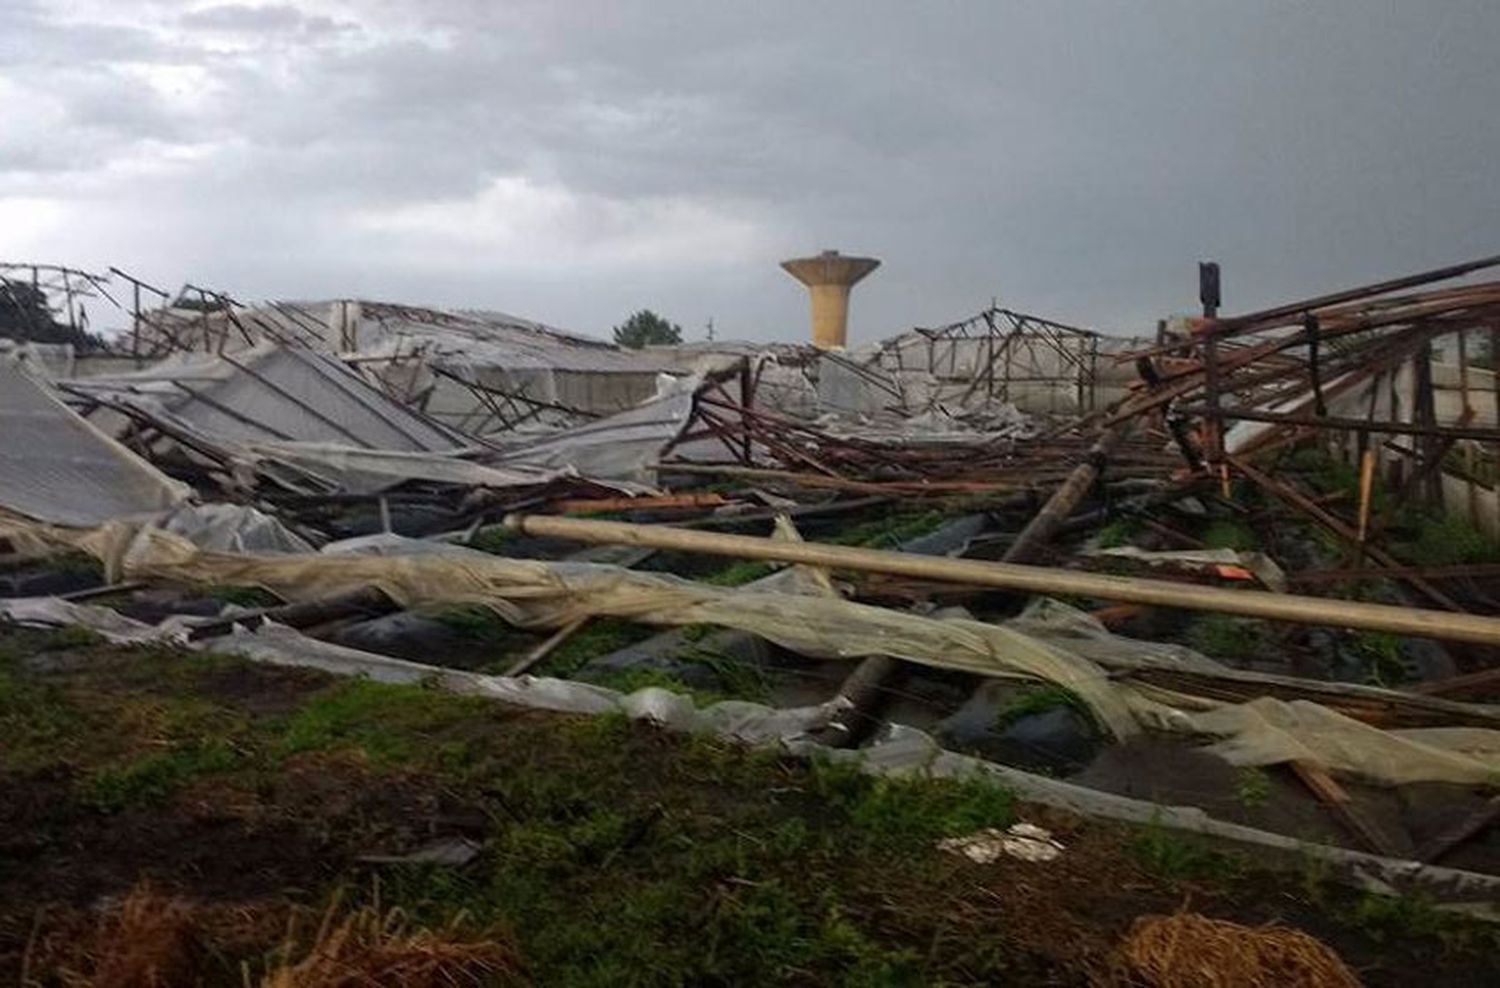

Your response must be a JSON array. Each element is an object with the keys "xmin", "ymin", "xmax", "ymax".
[
  {"xmin": 0, "ymin": 360, "xmax": 189, "ymax": 526},
  {"xmin": 61, "ymin": 344, "xmax": 465, "ymax": 452}
]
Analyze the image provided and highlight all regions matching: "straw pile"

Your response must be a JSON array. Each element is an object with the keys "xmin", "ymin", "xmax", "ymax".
[
  {"xmin": 259, "ymin": 900, "xmax": 526, "ymax": 988},
  {"xmin": 63, "ymin": 885, "xmax": 201, "ymax": 988},
  {"xmin": 32, "ymin": 883, "xmax": 525, "ymax": 988},
  {"xmin": 1111, "ymin": 912, "xmax": 1361, "ymax": 988}
]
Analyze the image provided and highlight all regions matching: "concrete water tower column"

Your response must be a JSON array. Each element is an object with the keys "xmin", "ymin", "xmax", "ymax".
[{"xmin": 780, "ymin": 250, "xmax": 880, "ymax": 350}]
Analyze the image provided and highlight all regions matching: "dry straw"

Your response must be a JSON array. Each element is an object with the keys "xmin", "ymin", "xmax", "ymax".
[{"xmin": 1111, "ymin": 912, "xmax": 1361, "ymax": 988}]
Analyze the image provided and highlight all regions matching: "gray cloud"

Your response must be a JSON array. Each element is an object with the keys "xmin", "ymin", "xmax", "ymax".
[{"xmin": 3, "ymin": 0, "xmax": 1499, "ymax": 343}]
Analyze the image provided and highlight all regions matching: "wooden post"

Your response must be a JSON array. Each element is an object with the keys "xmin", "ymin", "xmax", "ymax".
[
  {"xmin": 503, "ymin": 512, "xmax": 1500, "ymax": 645},
  {"xmin": 1290, "ymin": 760, "xmax": 1403, "ymax": 857},
  {"xmin": 1414, "ymin": 338, "xmax": 1442, "ymax": 506},
  {"xmin": 1356, "ymin": 449, "xmax": 1378, "ymax": 545}
]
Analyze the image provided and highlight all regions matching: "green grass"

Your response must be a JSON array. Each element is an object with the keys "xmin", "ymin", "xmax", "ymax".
[
  {"xmin": 0, "ymin": 634, "xmax": 1026, "ymax": 983},
  {"xmin": 591, "ymin": 666, "xmax": 712, "ymax": 702},
  {"xmin": 1351, "ymin": 630, "xmax": 1407, "ymax": 687},
  {"xmin": 1233, "ymin": 767, "xmax": 1270, "ymax": 810},
  {"xmin": 279, "ymin": 677, "xmax": 491, "ymax": 768},
  {"xmin": 1096, "ymin": 517, "xmax": 1140, "ymax": 549},
  {"xmin": 1129, "ymin": 818, "xmax": 1244, "ymax": 882},
  {"xmin": 539, "ymin": 618, "xmax": 658, "ymax": 676},
  {"xmin": 1395, "ymin": 513, "xmax": 1500, "ymax": 567},
  {"xmin": 808, "ymin": 756, "xmax": 1017, "ymax": 848},
  {"xmin": 39, "ymin": 625, "xmax": 105, "ymax": 649},
  {"xmin": 47, "ymin": 551, "xmax": 105, "ymax": 580},
  {"xmin": 592, "ymin": 644, "xmax": 773, "ymax": 706},
  {"xmin": 0, "ymin": 660, "xmax": 86, "ymax": 773},
  {"xmin": 1201, "ymin": 518, "xmax": 1258, "ymax": 552},
  {"xmin": 430, "ymin": 605, "xmax": 541, "ymax": 658},
  {"xmin": 702, "ymin": 559, "xmax": 777, "ymax": 586},
  {"xmin": 1186, "ymin": 613, "xmax": 1264, "ymax": 662},
  {"xmin": 992, "ymin": 685, "xmax": 1093, "ymax": 731},
  {"xmin": 466, "ymin": 525, "xmax": 519, "ymax": 554},
  {"xmin": 824, "ymin": 509, "xmax": 950, "ymax": 550},
  {"xmin": 7, "ymin": 628, "xmax": 1500, "ymax": 985},
  {"xmin": 87, "ymin": 740, "xmax": 242, "ymax": 811},
  {"xmin": 1285, "ymin": 445, "xmax": 1383, "ymax": 509},
  {"xmin": 674, "ymin": 644, "xmax": 772, "ymax": 702}
]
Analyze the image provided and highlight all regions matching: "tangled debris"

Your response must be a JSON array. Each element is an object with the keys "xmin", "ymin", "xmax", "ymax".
[{"xmin": 5, "ymin": 254, "xmax": 1500, "ymax": 980}]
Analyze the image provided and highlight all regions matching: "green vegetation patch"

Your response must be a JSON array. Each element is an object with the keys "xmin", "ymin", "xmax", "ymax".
[
  {"xmin": 1201, "ymin": 518, "xmax": 1258, "ymax": 552},
  {"xmin": 6, "ymin": 627, "xmax": 1499, "ymax": 986},
  {"xmin": 1394, "ymin": 513, "xmax": 1500, "ymax": 567},
  {"xmin": 538, "ymin": 618, "xmax": 658, "ymax": 677},
  {"xmin": 1096, "ymin": 517, "xmax": 1140, "ymax": 549},
  {"xmin": 1129, "ymin": 818, "xmax": 1245, "ymax": 882},
  {"xmin": 465, "ymin": 525, "xmax": 519, "ymax": 554},
  {"xmin": 993, "ymin": 684, "xmax": 1093, "ymax": 731},
  {"xmin": 1186, "ymin": 613, "xmax": 1268, "ymax": 663},
  {"xmin": 87, "ymin": 740, "xmax": 242, "ymax": 811},
  {"xmin": 824, "ymin": 509, "xmax": 950, "ymax": 550},
  {"xmin": 702, "ymin": 559, "xmax": 777, "ymax": 587},
  {"xmin": 280, "ymin": 677, "xmax": 493, "ymax": 768}
]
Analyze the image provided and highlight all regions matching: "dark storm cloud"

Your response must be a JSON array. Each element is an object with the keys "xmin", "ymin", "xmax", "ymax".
[{"xmin": 3, "ymin": 0, "xmax": 1499, "ymax": 342}]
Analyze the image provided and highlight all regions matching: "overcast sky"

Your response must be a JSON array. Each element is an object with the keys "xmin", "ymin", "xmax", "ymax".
[{"xmin": 4, "ymin": 1, "xmax": 1499, "ymax": 343}]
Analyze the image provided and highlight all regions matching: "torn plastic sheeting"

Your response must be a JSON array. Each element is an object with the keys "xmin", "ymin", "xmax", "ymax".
[
  {"xmin": 1086, "ymin": 545, "xmax": 1289, "ymax": 593},
  {"xmin": 150, "ymin": 502, "xmax": 314, "ymax": 554},
  {"xmin": 220, "ymin": 621, "xmax": 849, "ymax": 745},
  {"xmin": 1004, "ymin": 598, "xmax": 1226, "ymax": 674},
  {"xmin": 0, "ymin": 597, "xmax": 183, "ymax": 643},
  {"xmin": 1181, "ymin": 696, "xmax": 1500, "ymax": 788},
  {"xmin": 4, "ymin": 503, "xmax": 311, "ymax": 583},
  {"xmin": 66, "ymin": 522, "xmax": 1139, "ymax": 739},
  {"xmin": 0, "ymin": 361, "xmax": 189, "ymax": 526},
  {"xmin": 490, "ymin": 376, "xmax": 700, "ymax": 484},
  {"xmin": 1020, "ymin": 599, "xmax": 1500, "ymax": 788},
  {"xmin": 241, "ymin": 441, "xmax": 571, "ymax": 495},
  {"xmin": 23, "ymin": 520, "xmax": 1500, "ymax": 788}
]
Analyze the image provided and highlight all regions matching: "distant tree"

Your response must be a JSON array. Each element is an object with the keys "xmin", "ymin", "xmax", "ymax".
[
  {"xmin": 612, "ymin": 309, "xmax": 683, "ymax": 349},
  {"xmin": 0, "ymin": 278, "xmax": 102, "ymax": 349}
]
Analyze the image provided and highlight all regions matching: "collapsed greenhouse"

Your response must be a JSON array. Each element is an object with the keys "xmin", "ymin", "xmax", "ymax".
[{"xmin": 5, "ymin": 253, "xmax": 1500, "ymax": 983}]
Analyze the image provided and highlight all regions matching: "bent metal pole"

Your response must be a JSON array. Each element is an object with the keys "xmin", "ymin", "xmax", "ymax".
[{"xmin": 503, "ymin": 513, "xmax": 1500, "ymax": 647}]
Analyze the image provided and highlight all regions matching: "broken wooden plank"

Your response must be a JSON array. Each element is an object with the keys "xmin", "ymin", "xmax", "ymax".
[
  {"xmin": 1289, "ymin": 759, "xmax": 1404, "ymax": 858},
  {"xmin": 504, "ymin": 617, "xmax": 589, "ymax": 677},
  {"xmin": 550, "ymin": 493, "xmax": 731, "ymax": 514}
]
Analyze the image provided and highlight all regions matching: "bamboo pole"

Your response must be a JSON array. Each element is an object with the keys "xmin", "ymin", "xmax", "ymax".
[
  {"xmin": 1356, "ymin": 449, "xmax": 1377, "ymax": 544},
  {"xmin": 502, "ymin": 514, "xmax": 1500, "ymax": 646}
]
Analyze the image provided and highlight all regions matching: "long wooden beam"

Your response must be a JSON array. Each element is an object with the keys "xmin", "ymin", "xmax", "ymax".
[
  {"xmin": 1176, "ymin": 404, "xmax": 1500, "ymax": 442},
  {"xmin": 502, "ymin": 514, "xmax": 1500, "ymax": 646}
]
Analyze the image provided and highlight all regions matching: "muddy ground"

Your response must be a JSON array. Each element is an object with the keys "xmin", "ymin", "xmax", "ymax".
[{"xmin": 1, "ymin": 626, "xmax": 1497, "ymax": 986}]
